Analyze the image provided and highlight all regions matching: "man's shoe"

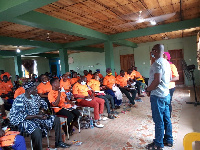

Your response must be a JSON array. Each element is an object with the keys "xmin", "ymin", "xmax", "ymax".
[
  {"xmin": 55, "ymin": 142, "xmax": 71, "ymax": 148},
  {"xmin": 94, "ymin": 123, "xmax": 104, "ymax": 128}
]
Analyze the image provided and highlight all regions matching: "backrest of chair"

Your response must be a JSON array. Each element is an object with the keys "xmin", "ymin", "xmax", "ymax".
[{"xmin": 183, "ymin": 132, "xmax": 200, "ymax": 150}]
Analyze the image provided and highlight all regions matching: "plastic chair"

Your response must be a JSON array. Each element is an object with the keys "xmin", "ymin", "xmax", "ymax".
[{"xmin": 183, "ymin": 132, "xmax": 200, "ymax": 150}]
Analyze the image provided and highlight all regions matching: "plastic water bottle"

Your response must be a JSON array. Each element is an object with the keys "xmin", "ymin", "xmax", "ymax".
[{"xmin": 90, "ymin": 117, "xmax": 94, "ymax": 129}]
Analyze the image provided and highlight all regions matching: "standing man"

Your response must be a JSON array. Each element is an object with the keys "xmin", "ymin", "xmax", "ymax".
[{"xmin": 145, "ymin": 44, "xmax": 173, "ymax": 150}]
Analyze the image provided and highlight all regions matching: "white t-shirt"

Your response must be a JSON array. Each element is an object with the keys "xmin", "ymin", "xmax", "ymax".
[{"xmin": 148, "ymin": 58, "xmax": 171, "ymax": 97}]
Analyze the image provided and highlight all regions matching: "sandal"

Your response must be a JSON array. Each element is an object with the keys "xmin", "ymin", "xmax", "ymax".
[{"xmin": 145, "ymin": 142, "xmax": 163, "ymax": 150}]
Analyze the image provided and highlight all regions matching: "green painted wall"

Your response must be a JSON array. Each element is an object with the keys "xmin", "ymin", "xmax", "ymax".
[
  {"xmin": 134, "ymin": 36, "xmax": 200, "ymax": 86},
  {"xmin": 68, "ymin": 46, "xmax": 134, "ymax": 76}
]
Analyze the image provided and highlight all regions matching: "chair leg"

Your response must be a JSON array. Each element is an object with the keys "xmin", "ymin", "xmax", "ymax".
[
  {"xmin": 66, "ymin": 121, "xmax": 69, "ymax": 140},
  {"xmin": 88, "ymin": 107, "xmax": 90, "ymax": 117},
  {"xmin": 47, "ymin": 132, "xmax": 50, "ymax": 148},
  {"xmin": 78, "ymin": 117, "xmax": 81, "ymax": 133},
  {"xmin": 30, "ymin": 138, "xmax": 33, "ymax": 150}
]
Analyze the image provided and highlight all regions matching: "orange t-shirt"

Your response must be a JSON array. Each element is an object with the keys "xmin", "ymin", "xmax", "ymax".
[
  {"xmin": 0, "ymin": 72, "xmax": 11, "ymax": 80},
  {"xmin": 87, "ymin": 79, "xmax": 100, "ymax": 92},
  {"xmin": 135, "ymin": 71, "xmax": 143, "ymax": 78},
  {"xmin": 37, "ymin": 82, "xmax": 52, "ymax": 94},
  {"xmin": 130, "ymin": 70, "xmax": 136, "ymax": 79},
  {"xmin": 0, "ymin": 81, "xmax": 13, "ymax": 95},
  {"xmin": 14, "ymin": 87, "xmax": 25, "ymax": 98},
  {"xmin": 115, "ymin": 72, "xmax": 118, "ymax": 78},
  {"xmin": 60, "ymin": 79, "xmax": 71, "ymax": 90},
  {"xmin": 169, "ymin": 64, "xmax": 179, "ymax": 89},
  {"xmin": 98, "ymin": 73, "xmax": 103, "ymax": 79},
  {"xmin": 116, "ymin": 75, "xmax": 128, "ymax": 87},
  {"xmin": 72, "ymin": 82, "xmax": 89, "ymax": 102},
  {"xmin": 70, "ymin": 77, "xmax": 79, "ymax": 85},
  {"xmin": 48, "ymin": 90, "xmax": 71, "ymax": 113},
  {"xmin": 103, "ymin": 75, "xmax": 116, "ymax": 89},
  {"xmin": 85, "ymin": 74, "xmax": 92, "ymax": 82}
]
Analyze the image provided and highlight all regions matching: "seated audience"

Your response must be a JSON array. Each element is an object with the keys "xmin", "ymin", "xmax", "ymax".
[
  {"xmin": 60, "ymin": 73, "xmax": 71, "ymax": 91},
  {"xmin": 72, "ymin": 76, "xmax": 104, "ymax": 128},
  {"xmin": 48, "ymin": 78, "xmax": 80, "ymax": 135},
  {"xmin": 103, "ymin": 68, "xmax": 122, "ymax": 108},
  {"xmin": 10, "ymin": 82, "xmax": 70, "ymax": 150},
  {"xmin": 0, "ymin": 98, "xmax": 26, "ymax": 150},
  {"xmin": 116, "ymin": 70, "xmax": 137, "ymax": 107},
  {"xmin": 88, "ymin": 73, "xmax": 115, "ymax": 119}
]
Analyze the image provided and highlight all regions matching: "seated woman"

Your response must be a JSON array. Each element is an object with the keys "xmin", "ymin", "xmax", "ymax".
[
  {"xmin": 60, "ymin": 73, "xmax": 72, "ymax": 100},
  {"xmin": 48, "ymin": 78, "xmax": 80, "ymax": 135},
  {"xmin": 0, "ymin": 97, "xmax": 26, "ymax": 150},
  {"xmin": 70, "ymin": 72, "xmax": 80, "ymax": 86},
  {"xmin": 87, "ymin": 72, "xmax": 115, "ymax": 119},
  {"xmin": 72, "ymin": 76, "xmax": 105, "ymax": 128}
]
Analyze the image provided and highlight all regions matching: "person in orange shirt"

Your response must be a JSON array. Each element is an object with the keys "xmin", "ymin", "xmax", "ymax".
[
  {"xmin": 14, "ymin": 87, "xmax": 25, "ymax": 99},
  {"xmin": 48, "ymin": 78, "xmax": 80, "ymax": 135},
  {"xmin": 130, "ymin": 66, "xmax": 144, "ymax": 97},
  {"xmin": 0, "ymin": 70, "xmax": 11, "ymax": 81},
  {"xmin": 103, "ymin": 68, "xmax": 122, "ymax": 108},
  {"xmin": 37, "ymin": 75, "xmax": 52, "ymax": 98},
  {"xmin": 164, "ymin": 52, "xmax": 179, "ymax": 117},
  {"xmin": 37, "ymin": 74, "xmax": 52, "ymax": 109},
  {"xmin": 60, "ymin": 73, "xmax": 71, "ymax": 91},
  {"xmin": 83, "ymin": 70, "xmax": 92, "ymax": 82},
  {"xmin": 70, "ymin": 72, "xmax": 80, "ymax": 86},
  {"xmin": 96, "ymin": 69, "xmax": 103, "ymax": 79},
  {"xmin": 116, "ymin": 70, "xmax": 137, "ymax": 107},
  {"xmin": 0, "ymin": 75, "xmax": 13, "ymax": 99},
  {"xmin": 88, "ymin": 73, "xmax": 115, "ymax": 119},
  {"xmin": 72, "ymin": 76, "xmax": 104, "ymax": 128}
]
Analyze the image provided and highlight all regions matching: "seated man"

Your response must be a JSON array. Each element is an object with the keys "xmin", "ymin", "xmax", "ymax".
[
  {"xmin": 103, "ymin": 68, "xmax": 122, "ymax": 108},
  {"xmin": 88, "ymin": 73, "xmax": 115, "ymax": 119},
  {"xmin": 48, "ymin": 78, "xmax": 80, "ymax": 135},
  {"xmin": 83, "ymin": 70, "xmax": 92, "ymax": 82},
  {"xmin": 37, "ymin": 74, "xmax": 52, "ymax": 108},
  {"xmin": 0, "ymin": 71, "xmax": 11, "ymax": 82},
  {"xmin": 129, "ymin": 67, "xmax": 144, "ymax": 97},
  {"xmin": 96, "ymin": 69, "xmax": 103, "ymax": 79},
  {"xmin": 116, "ymin": 70, "xmax": 137, "ymax": 107},
  {"xmin": 0, "ymin": 97, "xmax": 26, "ymax": 150},
  {"xmin": 72, "ymin": 76, "xmax": 104, "ymax": 128},
  {"xmin": 0, "ymin": 75, "xmax": 13, "ymax": 99},
  {"xmin": 10, "ymin": 82, "xmax": 70, "ymax": 150},
  {"xmin": 70, "ymin": 72, "xmax": 80, "ymax": 86},
  {"xmin": 133, "ymin": 67, "xmax": 145, "ymax": 97},
  {"xmin": 60, "ymin": 73, "xmax": 72, "ymax": 100}
]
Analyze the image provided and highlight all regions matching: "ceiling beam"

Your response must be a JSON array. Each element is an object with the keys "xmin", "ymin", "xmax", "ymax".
[
  {"xmin": 113, "ymin": 40, "xmax": 138, "ymax": 48},
  {"xmin": 70, "ymin": 47, "xmax": 104, "ymax": 53},
  {"xmin": 24, "ymin": 53, "xmax": 59, "ymax": 58},
  {"xmin": 109, "ymin": 18, "xmax": 200, "ymax": 40},
  {"xmin": 19, "ymin": 47, "xmax": 56, "ymax": 55},
  {"xmin": 0, "ymin": 51, "xmax": 17, "ymax": 56},
  {"xmin": 62, "ymin": 39, "xmax": 104, "ymax": 49},
  {"xmin": 0, "ymin": 36, "xmax": 61, "ymax": 49},
  {"xmin": 0, "ymin": 0, "xmax": 58, "ymax": 21},
  {"xmin": 11, "ymin": 11, "xmax": 109, "ymax": 41}
]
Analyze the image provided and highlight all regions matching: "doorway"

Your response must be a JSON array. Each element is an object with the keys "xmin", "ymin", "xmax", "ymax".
[
  {"xmin": 120, "ymin": 54, "xmax": 135, "ymax": 72},
  {"xmin": 168, "ymin": 49, "xmax": 184, "ymax": 85}
]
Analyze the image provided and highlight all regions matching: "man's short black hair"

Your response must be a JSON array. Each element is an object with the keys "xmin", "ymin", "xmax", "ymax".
[{"xmin": 50, "ymin": 78, "xmax": 59, "ymax": 85}]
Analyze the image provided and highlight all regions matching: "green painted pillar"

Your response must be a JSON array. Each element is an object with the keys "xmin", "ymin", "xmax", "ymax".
[
  {"xmin": 104, "ymin": 41, "xmax": 115, "ymax": 74},
  {"xmin": 59, "ymin": 48, "xmax": 69, "ymax": 75},
  {"xmin": 14, "ymin": 55, "xmax": 22, "ymax": 77}
]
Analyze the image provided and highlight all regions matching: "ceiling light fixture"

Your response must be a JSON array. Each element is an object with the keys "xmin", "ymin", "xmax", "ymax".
[
  {"xmin": 150, "ymin": 20, "xmax": 157, "ymax": 25},
  {"xmin": 16, "ymin": 48, "xmax": 21, "ymax": 53}
]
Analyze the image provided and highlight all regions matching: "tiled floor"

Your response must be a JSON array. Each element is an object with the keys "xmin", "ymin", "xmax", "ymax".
[{"xmin": 25, "ymin": 87, "xmax": 200, "ymax": 150}]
